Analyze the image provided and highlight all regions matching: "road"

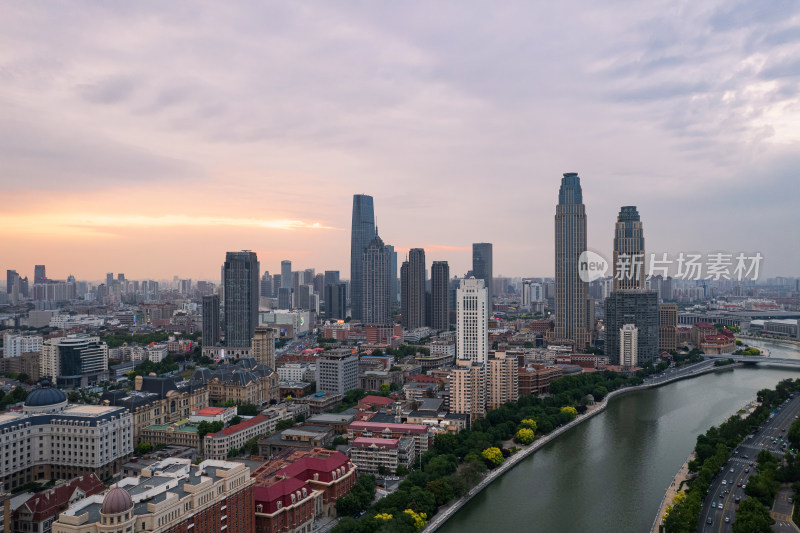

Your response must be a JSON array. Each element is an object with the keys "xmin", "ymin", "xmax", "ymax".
[
  {"xmin": 697, "ymin": 393, "xmax": 800, "ymax": 533},
  {"xmin": 641, "ymin": 360, "xmax": 718, "ymax": 386}
]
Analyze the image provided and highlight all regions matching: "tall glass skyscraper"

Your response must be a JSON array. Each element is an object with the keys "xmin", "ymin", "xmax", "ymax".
[
  {"xmin": 472, "ymin": 243, "xmax": 493, "ymax": 297},
  {"xmin": 223, "ymin": 251, "xmax": 260, "ymax": 348},
  {"xmin": 401, "ymin": 248, "xmax": 426, "ymax": 330},
  {"xmin": 362, "ymin": 232, "xmax": 391, "ymax": 325},
  {"xmin": 552, "ymin": 173, "xmax": 592, "ymax": 350},
  {"xmin": 350, "ymin": 194, "xmax": 375, "ymax": 320},
  {"xmin": 613, "ymin": 206, "xmax": 645, "ymax": 291}
]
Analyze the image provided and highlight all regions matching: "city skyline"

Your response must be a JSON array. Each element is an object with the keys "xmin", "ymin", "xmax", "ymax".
[{"xmin": 2, "ymin": 3, "xmax": 799, "ymax": 281}]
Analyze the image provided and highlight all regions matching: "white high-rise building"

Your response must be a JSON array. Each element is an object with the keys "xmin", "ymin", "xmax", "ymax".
[
  {"xmin": 620, "ymin": 323, "xmax": 638, "ymax": 369},
  {"xmin": 522, "ymin": 280, "xmax": 543, "ymax": 306},
  {"xmin": 457, "ymin": 277, "xmax": 488, "ymax": 364},
  {"xmin": 2, "ymin": 333, "xmax": 43, "ymax": 358}
]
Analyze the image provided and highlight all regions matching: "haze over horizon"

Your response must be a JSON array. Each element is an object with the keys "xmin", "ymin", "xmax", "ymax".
[{"xmin": 2, "ymin": 2, "xmax": 799, "ymax": 281}]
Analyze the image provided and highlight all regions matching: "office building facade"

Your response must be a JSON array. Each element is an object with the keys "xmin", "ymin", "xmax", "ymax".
[
  {"xmin": 401, "ymin": 248, "xmax": 426, "ymax": 330},
  {"xmin": 362, "ymin": 233, "xmax": 391, "ymax": 325},
  {"xmin": 350, "ymin": 194, "xmax": 376, "ymax": 321},
  {"xmin": 552, "ymin": 173, "xmax": 592, "ymax": 349},
  {"xmin": 223, "ymin": 251, "xmax": 260, "ymax": 348},
  {"xmin": 604, "ymin": 290, "xmax": 659, "ymax": 365},
  {"xmin": 430, "ymin": 261, "xmax": 450, "ymax": 332},
  {"xmin": 202, "ymin": 294, "xmax": 220, "ymax": 347},
  {"xmin": 456, "ymin": 277, "xmax": 488, "ymax": 364},
  {"xmin": 613, "ymin": 206, "xmax": 646, "ymax": 292},
  {"xmin": 472, "ymin": 243, "xmax": 493, "ymax": 297}
]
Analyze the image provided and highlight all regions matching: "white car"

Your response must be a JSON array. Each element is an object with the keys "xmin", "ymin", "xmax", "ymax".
[{"xmin": 722, "ymin": 480, "xmax": 727, "ymax": 485}]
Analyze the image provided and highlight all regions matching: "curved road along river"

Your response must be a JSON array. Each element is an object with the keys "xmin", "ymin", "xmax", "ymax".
[{"xmin": 437, "ymin": 350, "xmax": 800, "ymax": 533}]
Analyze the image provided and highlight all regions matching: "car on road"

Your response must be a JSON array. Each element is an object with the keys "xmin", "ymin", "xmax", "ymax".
[
  {"xmin": 735, "ymin": 497, "xmax": 741, "ymax": 504},
  {"xmin": 720, "ymin": 493, "xmax": 724, "ymax": 498},
  {"xmin": 725, "ymin": 516, "xmax": 730, "ymax": 523},
  {"xmin": 712, "ymin": 502, "xmax": 717, "ymax": 508},
  {"xmin": 737, "ymin": 482, "xmax": 742, "ymax": 487},
  {"xmin": 745, "ymin": 468, "xmax": 749, "ymax": 472},
  {"xmin": 707, "ymin": 517, "xmax": 713, "ymax": 525},
  {"xmin": 722, "ymin": 480, "xmax": 727, "ymax": 485},
  {"xmin": 730, "ymin": 468, "xmax": 734, "ymax": 472},
  {"xmin": 749, "ymin": 462, "xmax": 754, "ymax": 466}
]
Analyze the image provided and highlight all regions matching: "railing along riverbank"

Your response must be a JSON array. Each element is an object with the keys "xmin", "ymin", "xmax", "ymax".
[{"xmin": 423, "ymin": 362, "xmax": 728, "ymax": 533}]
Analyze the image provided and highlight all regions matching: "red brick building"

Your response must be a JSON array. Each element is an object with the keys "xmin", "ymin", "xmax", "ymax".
[
  {"xmin": 13, "ymin": 474, "xmax": 106, "ymax": 533},
  {"xmin": 252, "ymin": 449, "xmax": 356, "ymax": 518},
  {"xmin": 254, "ymin": 478, "xmax": 320, "ymax": 533}
]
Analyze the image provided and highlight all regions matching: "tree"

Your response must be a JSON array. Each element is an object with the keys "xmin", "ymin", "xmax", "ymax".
[
  {"xmin": 515, "ymin": 428, "xmax": 535, "ymax": 445},
  {"xmin": 395, "ymin": 465, "xmax": 409, "ymax": 476},
  {"xmin": 403, "ymin": 509, "xmax": 427, "ymax": 532},
  {"xmin": 560, "ymin": 406, "xmax": 578, "ymax": 419},
  {"xmin": 238, "ymin": 403, "xmax": 260, "ymax": 416},
  {"xmin": 425, "ymin": 479, "xmax": 454, "ymax": 506},
  {"xmin": 788, "ymin": 418, "xmax": 800, "ymax": 450},
  {"xmin": 380, "ymin": 383, "xmax": 391, "ymax": 396},
  {"xmin": 520, "ymin": 419, "xmax": 537, "ymax": 431},
  {"xmin": 229, "ymin": 416, "xmax": 242, "ymax": 426},
  {"xmin": 481, "ymin": 447, "xmax": 504, "ymax": 468},
  {"xmin": 275, "ymin": 419, "xmax": 294, "ymax": 431},
  {"xmin": 135, "ymin": 442, "xmax": 153, "ymax": 456},
  {"xmin": 732, "ymin": 498, "xmax": 774, "ymax": 533}
]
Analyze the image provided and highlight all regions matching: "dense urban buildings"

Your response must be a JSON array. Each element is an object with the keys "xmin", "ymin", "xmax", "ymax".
[
  {"xmin": 471, "ymin": 243, "xmax": 493, "ymax": 297},
  {"xmin": 223, "ymin": 251, "xmax": 260, "ymax": 348},
  {"xmin": 552, "ymin": 173, "xmax": 592, "ymax": 350},
  {"xmin": 401, "ymin": 248, "xmax": 426, "ymax": 330},
  {"xmin": 612, "ymin": 206, "xmax": 646, "ymax": 291},
  {"xmin": 350, "ymin": 194, "xmax": 376, "ymax": 321},
  {"xmin": 325, "ymin": 282, "xmax": 347, "ymax": 320}
]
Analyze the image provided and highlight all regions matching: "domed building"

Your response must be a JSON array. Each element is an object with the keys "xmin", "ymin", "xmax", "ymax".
[
  {"xmin": 98, "ymin": 486, "xmax": 135, "ymax": 528},
  {"xmin": 22, "ymin": 381, "xmax": 68, "ymax": 414}
]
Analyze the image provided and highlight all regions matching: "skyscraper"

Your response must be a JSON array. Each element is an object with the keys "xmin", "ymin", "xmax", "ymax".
[
  {"xmin": 350, "ymin": 194, "xmax": 376, "ymax": 321},
  {"xmin": 6, "ymin": 270, "xmax": 18, "ymax": 294},
  {"xmin": 223, "ymin": 251, "xmax": 259, "ymax": 348},
  {"xmin": 202, "ymin": 294, "xmax": 220, "ymax": 347},
  {"xmin": 362, "ymin": 233, "xmax": 391, "ymax": 325},
  {"xmin": 604, "ymin": 290, "xmax": 659, "ymax": 365},
  {"xmin": 613, "ymin": 206, "xmax": 646, "ymax": 292},
  {"xmin": 457, "ymin": 277, "xmax": 489, "ymax": 364},
  {"xmin": 472, "ymin": 243, "xmax": 493, "ymax": 297},
  {"xmin": 325, "ymin": 282, "xmax": 347, "ymax": 320},
  {"xmin": 385, "ymin": 244, "xmax": 398, "ymax": 307},
  {"xmin": 431, "ymin": 261, "xmax": 450, "ymax": 331},
  {"xmin": 280, "ymin": 261, "xmax": 292, "ymax": 289},
  {"xmin": 400, "ymin": 248, "xmax": 426, "ymax": 330},
  {"xmin": 260, "ymin": 271, "xmax": 273, "ymax": 298},
  {"xmin": 34, "ymin": 265, "xmax": 46, "ymax": 284},
  {"xmin": 552, "ymin": 173, "xmax": 592, "ymax": 350}
]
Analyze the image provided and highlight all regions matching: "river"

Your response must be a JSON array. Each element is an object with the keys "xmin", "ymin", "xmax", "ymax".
[{"xmin": 437, "ymin": 341, "xmax": 800, "ymax": 533}]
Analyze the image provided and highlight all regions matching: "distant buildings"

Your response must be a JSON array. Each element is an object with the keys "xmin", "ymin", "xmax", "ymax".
[
  {"xmin": 430, "ymin": 261, "xmax": 450, "ymax": 332},
  {"xmin": 2, "ymin": 332, "xmax": 42, "ymax": 358},
  {"xmin": 613, "ymin": 206, "xmax": 646, "ymax": 292},
  {"xmin": 472, "ymin": 243, "xmax": 493, "ymax": 298},
  {"xmin": 401, "ymin": 248, "xmax": 426, "ymax": 331},
  {"xmin": 325, "ymin": 282, "xmax": 347, "ymax": 320},
  {"xmin": 362, "ymin": 232, "xmax": 391, "ymax": 325},
  {"xmin": 552, "ymin": 173, "xmax": 592, "ymax": 350},
  {"xmin": 192, "ymin": 358, "xmax": 279, "ymax": 406},
  {"xmin": 350, "ymin": 194, "xmax": 376, "ymax": 321},
  {"xmin": 223, "ymin": 251, "xmax": 260, "ymax": 348},
  {"xmin": 350, "ymin": 437, "xmax": 415, "ymax": 475},
  {"xmin": 659, "ymin": 303, "xmax": 678, "ymax": 351}
]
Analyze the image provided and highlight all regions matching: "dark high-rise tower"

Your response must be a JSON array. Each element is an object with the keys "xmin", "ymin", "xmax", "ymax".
[
  {"xmin": 431, "ymin": 261, "xmax": 450, "ymax": 331},
  {"xmin": 552, "ymin": 173, "xmax": 592, "ymax": 349},
  {"xmin": 202, "ymin": 294, "xmax": 220, "ymax": 347},
  {"xmin": 6, "ymin": 270, "xmax": 18, "ymax": 294},
  {"xmin": 350, "ymin": 194, "xmax": 375, "ymax": 321},
  {"xmin": 325, "ymin": 282, "xmax": 347, "ymax": 320},
  {"xmin": 223, "ymin": 251, "xmax": 259, "ymax": 348},
  {"xmin": 613, "ymin": 206, "xmax": 645, "ymax": 292},
  {"xmin": 472, "ymin": 243, "xmax": 493, "ymax": 297},
  {"xmin": 401, "ymin": 248, "xmax": 426, "ymax": 330},
  {"xmin": 385, "ymin": 244, "xmax": 398, "ymax": 307},
  {"xmin": 362, "ymin": 232, "xmax": 391, "ymax": 325},
  {"xmin": 34, "ymin": 265, "xmax": 46, "ymax": 284}
]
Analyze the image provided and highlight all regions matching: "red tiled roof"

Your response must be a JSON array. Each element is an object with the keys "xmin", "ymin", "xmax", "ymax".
[
  {"xmin": 13, "ymin": 474, "xmax": 105, "ymax": 522},
  {"xmin": 359, "ymin": 395, "xmax": 393, "ymax": 406},
  {"xmin": 208, "ymin": 414, "xmax": 268, "ymax": 437},
  {"xmin": 349, "ymin": 421, "xmax": 428, "ymax": 434},
  {"xmin": 275, "ymin": 451, "xmax": 351, "ymax": 484},
  {"xmin": 409, "ymin": 374, "xmax": 438, "ymax": 383},
  {"xmin": 352, "ymin": 437, "xmax": 399, "ymax": 449},
  {"xmin": 254, "ymin": 478, "xmax": 310, "ymax": 513},
  {"xmin": 196, "ymin": 407, "xmax": 226, "ymax": 416}
]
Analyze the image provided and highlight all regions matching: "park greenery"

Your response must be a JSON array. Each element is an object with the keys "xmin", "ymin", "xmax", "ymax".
[
  {"xmin": 734, "ymin": 347, "xmax": 762, "ymax": 356},
  {"xmin": 127, "ymin": 355, "xmax": 180, "ymax": 377},
  {"xmin": 332, "ymin": 371, "xmax": 648, "ymax": 533},
  {"xmin": 0, "ymin": 386, "xmax": 28, "ymax": 410},
  {"xmin": 663, "ymin": 379, "xmax": 800, "ymax": 533}
]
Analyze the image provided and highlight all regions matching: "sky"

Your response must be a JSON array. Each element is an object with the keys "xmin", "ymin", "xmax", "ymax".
[{"xmin": 2, "ymin": 1, "xmax": 800, "ymax": 282}]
